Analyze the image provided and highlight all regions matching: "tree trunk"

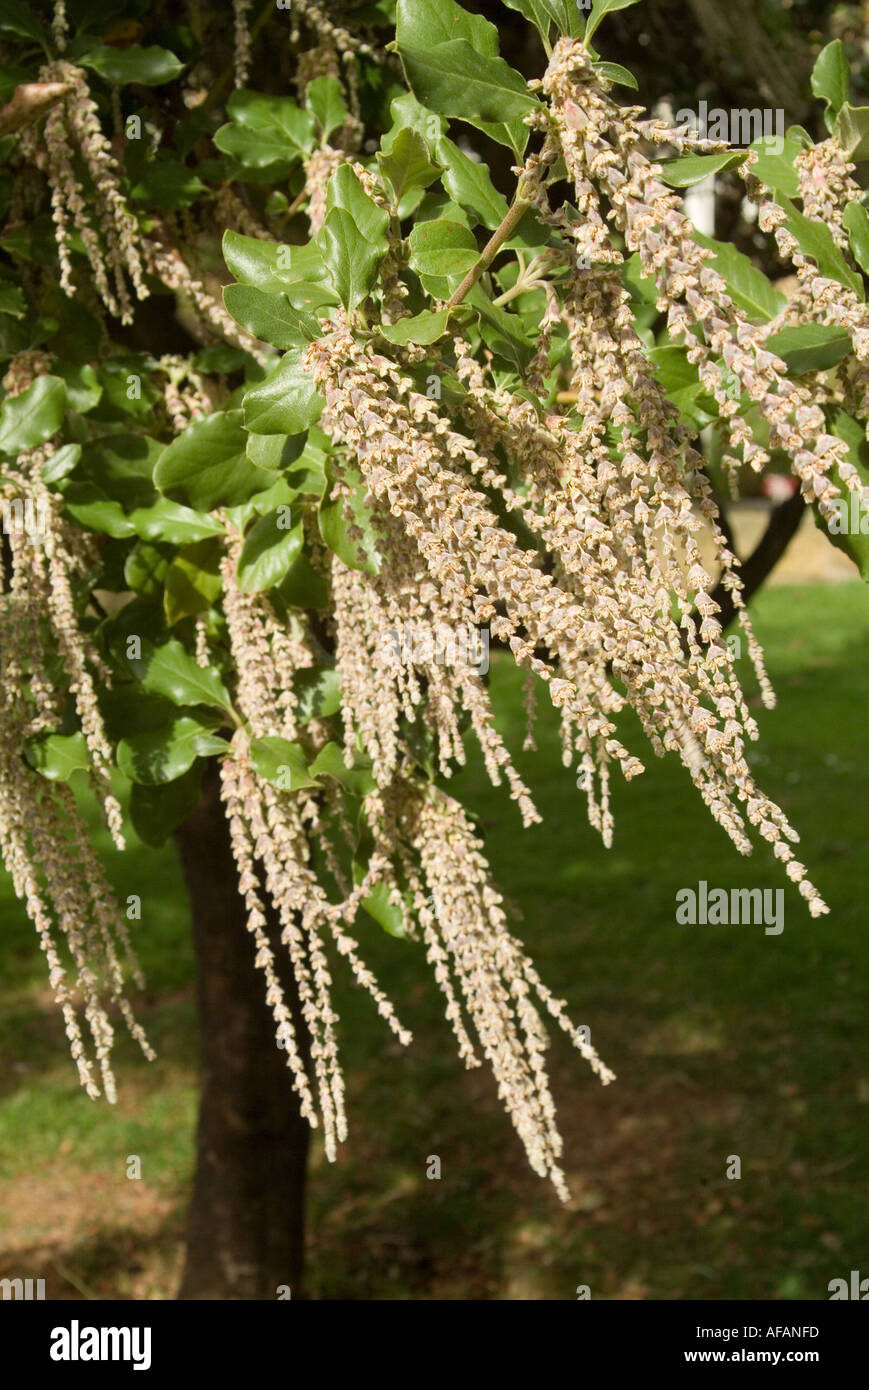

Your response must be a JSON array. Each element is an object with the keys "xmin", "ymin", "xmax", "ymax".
[{"xmin": 174, "ymin": 765, "xmax": 311, "ymax": 1300}]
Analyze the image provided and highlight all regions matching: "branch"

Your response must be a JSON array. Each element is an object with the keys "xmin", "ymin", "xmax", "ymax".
[{"xmin": 446, "ymin": 195, "xmax": 532, "ymax": 310}]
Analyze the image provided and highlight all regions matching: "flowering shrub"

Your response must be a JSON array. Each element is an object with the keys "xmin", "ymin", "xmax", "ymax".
[{"xmin": 2, "ymin": 0, "xmax": 868, "ymax": 1197}]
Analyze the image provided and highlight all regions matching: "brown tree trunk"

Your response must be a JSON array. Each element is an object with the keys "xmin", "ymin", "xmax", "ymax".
[{"xmin": 174, "ymin": 765, "xmax": 310, "ymax": 1300}]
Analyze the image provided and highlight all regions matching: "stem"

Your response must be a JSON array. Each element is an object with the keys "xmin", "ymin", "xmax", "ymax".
[{"xmin": 446, "ymin": 195, "xmax": 533, "ymax": 310}]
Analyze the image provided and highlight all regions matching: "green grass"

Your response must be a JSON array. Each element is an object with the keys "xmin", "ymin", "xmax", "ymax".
[{"xmin": 1, "ymin": 582, "xmax": 868, "ymax": 1299}]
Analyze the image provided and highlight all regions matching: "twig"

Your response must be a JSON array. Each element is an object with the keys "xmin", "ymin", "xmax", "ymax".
[{"xmin": 446, "ymin": 195, "xmax": 533, "ymax": 310}]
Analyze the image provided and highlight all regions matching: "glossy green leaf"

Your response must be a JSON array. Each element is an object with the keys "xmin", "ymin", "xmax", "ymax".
[
  {"xmin": 843, "ymin": 200, "xmax": 869, "ymax": 276},
  {"xmin": 765, "ymin": 324, "xmax": 852, "ymax": 375},
  {"xmin": 214, "ymin": 91, "xmax": 316, "ymax": 168},
  {"xmin": 398, "ymin": 40, "xmax": 539, "ymax": 130},
  {"xmin": 326, "ymin": 164, "xmax": 390, "ymax": 246},
  {"xmin": 436, "ymin": 135, "xmax": 509, "ymax": 228},
  {"xmin": 163, "ymin": 538, "xmax": 223, "ymax": 623},
  {"xmin": 118, "ymin": 713, "xmax": 227, "ymax": 785},
  {"xmin": 747, "ymin": 132, "xmax": 802, "ymax": 197},
  {"xmin": 775, "ymin": 193, "xmax": 864, "ymax": 299},
  {"xmin": 305, "ymin": 76, "xmax": 348, "ymax": 142},
  {"xmin": 42, "ymin": 442, "xmax": 81, "ymax": 484},
  {"xmin": 294, "ymin": 665, "xmax": 341, "ymax": 721},
  {"xmin": 223, "ymin": 231, "xmax": 336, "ymax": 301},
  {"xmin": 502, "ymin": 0, "xmax": 584, "ymax": 40},
  {"xmin": 125, "ymin": 540, "xmax": 172, "ymax": 597},
  {"xmin": 659, "ymin": 151, "xmax": 744, "ymax": 187},
  {"xmin": 309, "ymin": 741, "xmax": 375, "ymax": 796},
  {"xmin": 591, "ymin": 61, "xmax": 638, "ymax": 90},
  {"xmin": 154, "ymin": 410, "xmax": 274, "ymax": 509},
  {"xmin": 380, "ymin": 309, "xmax": 451, "ymax": 345},
  {"xmin": 79, "ymin": 44, "xmax": 185, "ymax": 86},
  {"xmin": 811, "ymin": 40, "xmax": 849, "ymax": 125},
  {"xmin": 139, "ymin": 639, "xmax": 235, "ymax": 714},
  {"xmin": 0, "ymin": 375, "xmax": 65, "ymax": 454},
  {"xmin": 318, "ymin": 207, "xmax": 385, "ymax": 310},
  {"xmin": 378, "ymin": 128, "xmax": 441, "ymax": 205},
  {"xmin": 408, "ymin": 217, "xmax": 478, "ymax": 281},
  {"xmin": 237, "ymin": 508, "xmax": 304, "ymax": 592},
  {"xmin": 127, "ymin": 497, "xmax": 225, "ymax": 545},
  {"xmin": 249, "ymin": 735, "xmax": 320, "ymax": 791},
  {"xmin": 25, "ymin": 732, "xmax": 90, "ymax": 781},
  {"xmin": 242, "ymin": 351, "xmax": 325, "ymax": 435},
  {"xmin": 223, "ymin": 284, "xmax": 321, "ymax": 349},
  {"xmin": 835, "ymin": 103, "xmax": 869, "ymax": 161}
]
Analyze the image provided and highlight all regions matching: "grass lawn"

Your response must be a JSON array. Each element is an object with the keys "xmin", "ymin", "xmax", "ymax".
[{"xmin": 1, "ymin": 582, "xmax": 867, "ymax": 1300}]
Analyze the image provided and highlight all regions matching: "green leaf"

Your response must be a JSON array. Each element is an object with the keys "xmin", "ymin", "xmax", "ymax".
[
  {"xmin": 584, "ymin": 0, "xmax": 642, "ymax": 45},
  {"xmin": 398, "ymin": 40, "xmax": 540, "ymax": 131},
  {"xmin": 319, "ymin": 465, "xmax": 382, "ymax": 574},
  {"xmin": 659, "ymin": 151, "xmax": 745, "ymax": 187},
  {"xmin": 396, "ymin": 0, "xmax": 501, "ymax": 53},
  {"xmin": 811, "ymin": 40, "xmax": 849, "ymax": 126},
  {"xmin": 309, "ymin": 741, "xmax": 375, "ymax": 796},
  {"xmin": 42, "ymin": 442, "xmax": 81, "ymax": 484},
  {"xmin": 765, "ymin": 324, "xmax": 852, "ymax": 375},
  {"xmin": 502, "ymin": 0, "xmax": 584, "ymax": 41},
  {"xmin": 79, "ymin": 433, "xmax": 162, "ymax": 509},
  {"xmin": 222, "ymin": 230, "xmax": 337, "ymax": 305},
  {"xmin": 835, "ymin": 103, "xmax": 869, "ymax": 160},
  {"xmin": 380, "ymin": 309, "xmax": 451, "ymax": 345},
  {"xmin": 822, "ymin": 409, "xmax": 869, "ymax": 578},
  {"xmin": 237, "ymin": 508, "xmax": 304, "ymax": 592},
  {"xmin": 246, "ymin": 431, "xmax": 306, "ymax": 473},
  {"xmin": 843, "ymin": 200, "xmax": 869, "ymax": 276},
  {"xmin": 242, "ymin": 351, "xmax": 325, "ymax": 435},
  {"xmin": 305, "ymin": 76, "xmax": 348, "ymax": 142},
  {"xmin": 318, "ymin": 207, "xmax": 385, "ymax": 310},
  {"xmin": 295, "ymin": 665, "xmax": 341, "ymax": 721},
  {"xmin": 693, "ymin": 232, "xmax": 786, "ymax": 321},
  {"xmin": 377, "ymin": 128, "xmax": 441, "ymax": 205},
  {"xmin": 129, "ymin": 764, "xmax": 204, "ymax": 846},
  {"xmin": 436, "ymin": 135, "xmax": 509, "ymax": 229},
  {"xmin": 591, "ymin": 61, "xmax": 638, "ymax": 90},
  {"xmin": 25, "ymin": 732, "xmax": 90, "ymax": 781},
  {"xmin": 223, "ymin": 284, "xmax": 321, "ymax": 349},
  {"xmin": 154, "ymin": 410, "xmax": 274, "ymax": 510},
  {"xmin": 55, "ymin": 361, "xmax": 101, "ymax": 413},
  {"xmin": 0, "ymin": 375, "xmax": 65, "ymax": 455},
  {"xmin": 326, "ymin": 164, "xmax": 390, "ymax": 246},
  {"xmin": 775, "ymin": 193, "xmax": 864, "ymax": 299},
  {"xmin": 60, "ymin": 483, "xmax": 135, "ymax": 538},
  {"xmin": 125, "ymin": 540, "xmax": 171, "ymax": 598},
  {"xmin": 214, "ymin": 91, "xmax": 315, "ymax": 168},
  {"xmin": 139, "ymin": 639, "xmax": 235, "ymax": 714},
  {"xmin": 118, "ymin": 714, "xmax": 226, "ymax": 785},
  {"xmin": 747, "ymin": 132, "xmax": 803, "ymax": 197},
  {"xmin": 249, "ymin": 735, "xmax": 320, "ymax": 791},
  {"xmin": 127, "ymin": 497, "xmax": 225, "ymax": 545},
  {"xmin": 408, "ymin": 217, "xmax": 478, "ymax": 283},
  {"xmin": 356, "ymin": 871, "xmax": 407, "ymax": 937},
  {"xmin": 163, "ymin": 538, "xmax": 223, "ymax": 624},
  {"xmin": 79, "ymin": 44, "xmax": 185, "ymax": 86}
]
